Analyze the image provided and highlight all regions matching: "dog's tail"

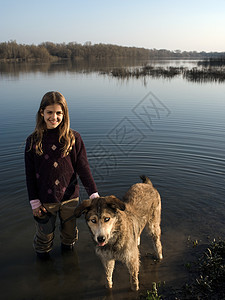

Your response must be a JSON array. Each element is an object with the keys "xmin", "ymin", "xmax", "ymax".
[{"xmin": 140, "ymin": 175, "xmax": 152, "ymax": 185}]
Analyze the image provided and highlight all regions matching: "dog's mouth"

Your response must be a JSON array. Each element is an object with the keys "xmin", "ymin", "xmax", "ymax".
[{"xmin": 97, "ymin": 241, "xmax": 106, "ymax": 247}]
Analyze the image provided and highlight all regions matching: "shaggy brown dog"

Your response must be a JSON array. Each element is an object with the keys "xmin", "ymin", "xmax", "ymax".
[{"xmin": 74, "ymin": 176, "xmax": 163, "ymax": 291}]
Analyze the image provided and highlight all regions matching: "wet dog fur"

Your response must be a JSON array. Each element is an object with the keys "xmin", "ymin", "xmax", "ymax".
[{"xmin": 74, "ymin": 176, "xmax": 163, "ymax": 291}]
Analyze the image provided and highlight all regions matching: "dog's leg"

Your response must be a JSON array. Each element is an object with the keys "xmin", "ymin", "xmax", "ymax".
[
  {"xmin": 126, "ymin": 250, "xmax": 140, "ymax": 291},
  {"xmin": 147, "ymin": 222, "xmax": 163, "ymax": 260},
  {"xmin": 101, "ymin": 258, "xmax": 115, "ymax": 289}
]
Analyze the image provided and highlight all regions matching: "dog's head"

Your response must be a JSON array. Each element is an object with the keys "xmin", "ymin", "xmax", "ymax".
[{"xmin": 74, "ymin": 195, "xmax": 125, "ymax": 247}]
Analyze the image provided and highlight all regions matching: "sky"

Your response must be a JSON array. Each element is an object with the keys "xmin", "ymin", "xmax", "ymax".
[{"xmin": 1, "ymin": 0, "xmax": 225, "ymax": 52}]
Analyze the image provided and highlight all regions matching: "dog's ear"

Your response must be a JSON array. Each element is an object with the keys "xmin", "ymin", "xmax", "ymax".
[
  {"xmin": 74, "ymin": 199, "xmax": 92, "ymax": 217},
  {"xmin": 106, "ymin": 195, "xmax": 126, "ymax": 211}
]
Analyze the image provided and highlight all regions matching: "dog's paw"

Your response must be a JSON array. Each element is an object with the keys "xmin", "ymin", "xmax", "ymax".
[
  {"xmin": 131, "ymin": 283, "xmax": 139, "ymax": 291},
  {"xmin": 130, "ymin": 278, "xmax": 139, "ymax": 291},
  {"xmin": 157, "ymin": 253, "xmax": 163, "ymax": 261},
  {"xmin": 105, "ymin": 281, "xmax": 113, "ymax": 289}
]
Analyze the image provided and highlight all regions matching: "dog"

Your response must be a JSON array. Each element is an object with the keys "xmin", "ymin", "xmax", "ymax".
[{"xmin": 74, "ymin": 175, "xmax": 163, "ymax": 291}]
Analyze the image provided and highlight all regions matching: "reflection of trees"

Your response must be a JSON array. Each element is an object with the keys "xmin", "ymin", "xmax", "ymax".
[
  {"xmin": 1, "ymin": 58, "xmax": 225, "ymax": 83},
  {"xmin": 0, "ymin": 58, "xmax": 150, "ymax": 77}
]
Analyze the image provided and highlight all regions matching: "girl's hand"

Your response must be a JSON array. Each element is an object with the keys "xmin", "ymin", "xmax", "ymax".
[{"xmin": 32, "ymin": 205, "xmax": 47, "ymax": 217}]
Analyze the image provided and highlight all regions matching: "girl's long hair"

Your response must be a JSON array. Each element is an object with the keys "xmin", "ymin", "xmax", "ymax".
[{"xmin": 30, "ymin": 91, "xmax": 75, "ymax": 156}]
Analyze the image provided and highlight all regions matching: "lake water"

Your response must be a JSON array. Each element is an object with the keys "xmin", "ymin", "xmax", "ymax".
[{"xmin": 1, "ymin": 60, "xmax": 225, "ymax": 299}]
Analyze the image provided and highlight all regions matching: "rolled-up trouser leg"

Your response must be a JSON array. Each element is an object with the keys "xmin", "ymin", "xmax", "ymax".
[{"xmin": 59, "ymin": 198, "xmax": 79, "ymax": 246}]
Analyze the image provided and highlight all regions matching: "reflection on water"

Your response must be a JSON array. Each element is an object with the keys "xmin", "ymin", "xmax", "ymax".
[
  {"xmin": 0, "ymin": 58, "xmax": 201, "ymax": 78},
  {"xmin": 0, "ymin": 60, "xmax": 225, "ymax": 299},
  {"xmin": 0, "ymin": 58, "xmax": 149, "ymax": 77},
  {"xmin": 2, "ymin": 58, "xmax": 224, "ymax": 83}
]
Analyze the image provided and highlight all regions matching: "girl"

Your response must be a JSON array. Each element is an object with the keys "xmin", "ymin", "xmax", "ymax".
[{"xmin": 25, "ymin": 91, "xmax": 99, "ymax": 258}]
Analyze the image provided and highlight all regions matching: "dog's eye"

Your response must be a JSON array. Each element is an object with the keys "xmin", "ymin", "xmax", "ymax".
[
  {"xmin": 104, "ymin": 217, "xmax": 110, "ymax": 222},
  {"xmin": 91, "ymin": 219, "xmax": 97, "ymax": 223}
]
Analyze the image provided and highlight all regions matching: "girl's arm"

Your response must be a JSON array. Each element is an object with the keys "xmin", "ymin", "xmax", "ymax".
[
  {"xmin": 73, "ymin": 132, "xmax": 98, "ymax": 197},
  {"xmin": 24, "ymin": 137, "xmax": 40, "ymax": 206}
]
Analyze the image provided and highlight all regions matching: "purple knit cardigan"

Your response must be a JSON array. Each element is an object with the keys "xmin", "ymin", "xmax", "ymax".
[{"xmin": 25, "ymin": 128, "xmax": 97, "ymax": 204}]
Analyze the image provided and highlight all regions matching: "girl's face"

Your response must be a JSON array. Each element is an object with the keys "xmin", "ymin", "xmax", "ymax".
[{"xmin": 41, "ymin": 104, "xmax": 64, "ymax": 129}]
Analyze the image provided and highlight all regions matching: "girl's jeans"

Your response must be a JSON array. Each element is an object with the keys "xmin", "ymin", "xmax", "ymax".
[{"xmin": 33, "ymin": 198, "xmax": 79, "ymax": 253}]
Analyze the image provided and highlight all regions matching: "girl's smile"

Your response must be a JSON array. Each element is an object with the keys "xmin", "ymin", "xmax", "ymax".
[{"xmin": 42, "ymin": 104, "xmax": 63, "ymax": 129}]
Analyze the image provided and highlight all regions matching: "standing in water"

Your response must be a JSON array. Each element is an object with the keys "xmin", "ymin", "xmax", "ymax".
[{"xmin": 25, "ymin": 91, "xmax": 99, "ymax": 259}]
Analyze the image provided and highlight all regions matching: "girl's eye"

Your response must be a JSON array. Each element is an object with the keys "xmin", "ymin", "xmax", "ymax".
[
  {"xmin": 46, "ymin": 111, "xmax": 63, "ymax": 115},
  {"xmin": 91, "ymin": 219, "xmax": 96, "ymax": 223},
  {"xmin": 104, "ymin": 217, "xmax": 110, "ymax": 222}
]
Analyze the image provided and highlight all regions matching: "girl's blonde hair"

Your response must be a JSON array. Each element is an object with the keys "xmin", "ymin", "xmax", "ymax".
[{"xmin": 30, "ymin": 91, "xmax": 75, "ymax": 156}]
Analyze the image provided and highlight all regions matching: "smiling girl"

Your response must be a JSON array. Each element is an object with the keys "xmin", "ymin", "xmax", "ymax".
[{"xmin": 25, "ymin": 91, "xmax": 99, "ymax": 258}]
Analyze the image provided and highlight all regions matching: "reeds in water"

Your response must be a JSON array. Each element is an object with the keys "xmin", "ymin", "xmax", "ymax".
[{"xmin": 107, "ymin": 64, "xmax": 225, "ymax": 83}]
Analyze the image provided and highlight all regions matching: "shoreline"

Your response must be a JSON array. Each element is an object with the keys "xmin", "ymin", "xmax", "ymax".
[{"xmin": 142, "ymin": 238, "xmax": 225, "ymax": 299}]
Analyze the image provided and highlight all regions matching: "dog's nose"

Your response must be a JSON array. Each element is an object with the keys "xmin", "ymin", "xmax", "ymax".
[{"xmin": 97, "ymin": 236, "xmax": 106, "ymax": 243}]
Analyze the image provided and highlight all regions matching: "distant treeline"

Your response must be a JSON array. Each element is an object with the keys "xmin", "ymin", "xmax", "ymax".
[{"xmin": 0, "ymin": 40, "xmax": 225, "ymax": 62}]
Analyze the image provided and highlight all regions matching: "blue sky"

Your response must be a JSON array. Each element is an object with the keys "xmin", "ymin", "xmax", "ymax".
[{"xmin": 1, "ymin": 0, "xmax": 225, "ymax": 52}]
